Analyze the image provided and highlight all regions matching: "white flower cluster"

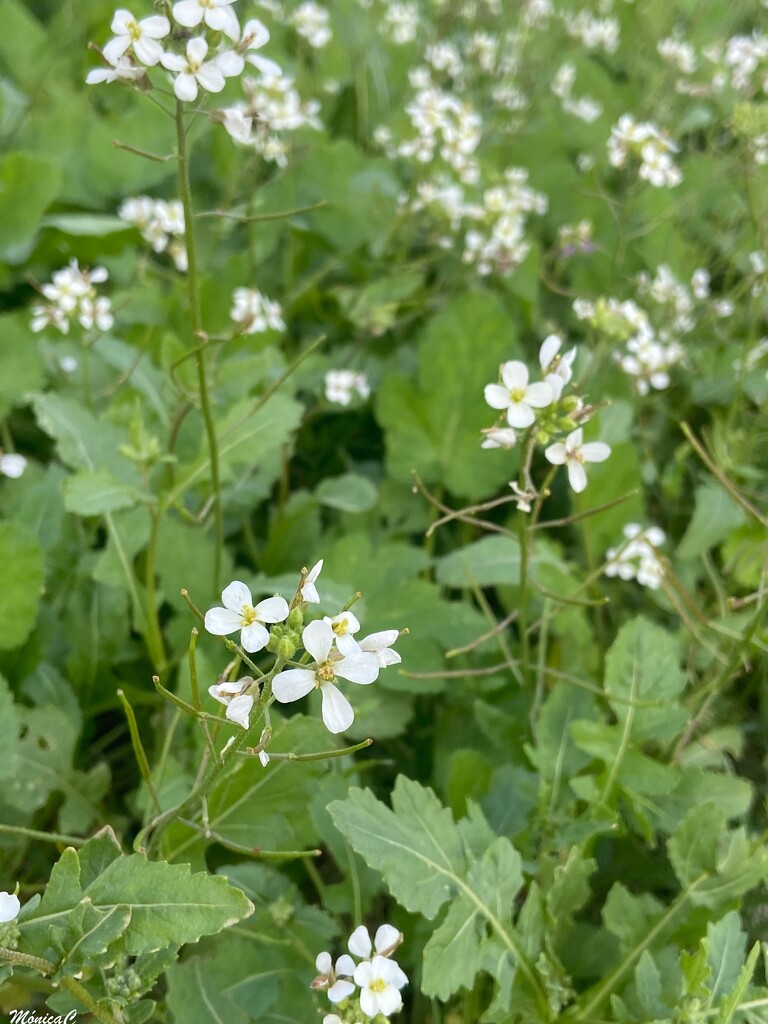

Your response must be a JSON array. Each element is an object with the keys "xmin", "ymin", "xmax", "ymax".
[
  {"xmin": 325, "ymin": 370, "xmax": 371, "ymax": 406},
  {"xmin": 0, "ymin": 453, "xmax": 27, "ymax": 480},
  {"xmin": 219, "ymin": 71, "xmax": 321, "ymax": 166},
  {"xmin": 608, "ymin": 115, "xmax": 682, "ymax": 188},
  {"xmin": 314, "ymin": 923, "xmax": 408, "ymax": 1021},
  {"xmin": 551, "ymin": 63, "xmax": 603, "ymax": 123},
  {"xmin": 31, "ymin": 260, "xmax": 113, "ymax": 336},
  {"xmin": 605, "ymin": 523, "xmax": 666, "ymax": 589},
  {"xmin": 557, "ymin": 220, "xmax": 596, "ymax": 258},
  {"xmin": 398, "ymin": 84, "xmax": 482, "ymax": 183},
  {"xmin": 563, "ymin": 10, "xmax": 619, "ymax": 53},
  {"xmin": 383, "ymin": 3, "xmax": 420, "ymax": 44},
  {"xmin": 230, "ymin": 287, "xmax": 285, "ymax": 334},
  {"xmin": 657, "ymin": 35, "xmax": 697, "ymax": 75},
  {"xmin": 483, "ymin": 336, "xmax": 611, "ymax": 497},
  {"xmin": 205, "ymin": 562, "xmax": 402, "ymax": 735},
  {"xmin": 87, "ymin": 2, "xmax": 280, "ymax": 105},
  {"xmin": 289, "ymin": 0, "xmax": 331, "ymax": 46},
  {"xmin": 118, "ymin": 196, "xmax": 187, "ymax": 271}
]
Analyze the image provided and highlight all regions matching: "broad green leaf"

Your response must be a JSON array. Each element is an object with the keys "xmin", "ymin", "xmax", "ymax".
[
  {"xmin": 716, "ymin": 941, "xmax": 761, "ymax": 1024},
  {"xmin": 0, "ymin": 521, "xmax": 43, "ymax": 650},
  {"xmin": 41, "ymin": 214, "xmax": 131, "ymax": 236},
  {"xmin": 436, "ymin": 535, "xmax": 521, "ymax": 587},
  {"xmin": 704, "ymin": 911, "xmax": 746, "ymax": 1003},
  {"xmin": 315, "ymin": 472, "xmax": 378, "ymax": 512},
  {"xmin": 0, "ymin": 674, "xmax": 19, "ymax": 781},
  {"xmin": 0, "ymin": 151, "xmax": 60, "ymax": 261},
  {"xmin": 678, "ymin": 481, "xmax": 746, "ymax": 561},
  {"xmin": 0, "ymin": 313, "xmax": 44, "ymax": 418},
  {"xmin": 166, "ymin": 956, "xmax": 250, "ymax": 1024},
  {"xmin": 376, "ymin": 291, "xmax": 522, "ymax": 500},
  {"xmin": 63, "ymin": 470, "xmax": 140, "ymax": 516},
  {"xmin": 30, "ymin": 393, "xmax": 137, "ymax": 482}
]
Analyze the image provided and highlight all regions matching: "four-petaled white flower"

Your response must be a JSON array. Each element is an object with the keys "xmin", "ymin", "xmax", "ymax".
[
  {"xmin": 102, "ymin": 9, "xmax": 171, "ymax": 67},
  {"xmin": 0, "ymin": 454, "xmax": 27, "ymax": 479},
  {"xmin": 484, "ymin": 361, "xmax": 553, "ymax": 428},
  {"xmin": 358, "ymin": 631, "xmax": 402, "ymax": 668},
  {"xmin": 354, "ymin": 955, "xmax": 408, "ymax": 1018},
  {"xmin": 539, "ymin": 334, "xmax": 577, "ymax": 399},
  {"xmin": 312, "ymin": 951, "xmax": 357, "ymax": 1003},
  {"xmin": 0, "ymin": 891, "xmax": 20, "ymax": 923},
  {"xmin": 348, "ymin": 923, "xmax": 402, "ymax": 960},
  {"xmin": 323, "ymin": 611, "xmax": 361, "ymax": 656},
  {"xmin": 545, "ymin": 428, "xmax": 611, "ymax": 493},
  {"xmin": 272, "ymin": 620, "xmax": 379, "ymax": 734},
  {"xmin": 172, "ymin": 0, "xmax": 240, "ymax": 41},
  {"xmin": 223, "ymin": 19, "xmax": 282, "ymax": 77},
  {"xmin": 301, "ymin": 559, "xmax": 323, "ymax": 604},
  {"xmin": 161, "ymin": 37, "xmax": 227, "ymax": 101},
  {"xmin": 205, "ymin": 581, "xmax": 289, "ymax": 652},
  {"xmin": 208, "ymin": 680, "xmax": 255, "ymax": 730}
]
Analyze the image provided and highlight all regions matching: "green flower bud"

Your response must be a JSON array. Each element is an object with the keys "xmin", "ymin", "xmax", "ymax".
[
  {"xmin": 562, "ymin": 395, "xmax": 580, "ymax": 412},
  {"xmin": 277, "ymin": 636, "xmax": 298, "ymax": 660},
  {"xmin": 558, "ymin": 417, "xmax": 578, "ymax": 431},
  {"xmin": 535, "ymin": 430, "xmax": 550, "ymax": 445},
  {"xmin": 287, "ymin": 606, "xmax": 304, "ymax": 630}
]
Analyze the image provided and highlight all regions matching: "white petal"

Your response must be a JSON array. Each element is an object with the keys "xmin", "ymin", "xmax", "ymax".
[
  {"xmin": 348, "ymin": 925, "xmax": 373, "ymax": 959},
  {"xmin": 359, "ymin": 989, "xmax": 378, "ymax": 1017},
  {"xmin": 524, "ymin": 381, "xmax": 554, "ymax": 408},
  {"xmin": 315, "ymin": 951, "xmax": 332, "ymax": 975},
  {"xmin": 566, "ymin": 427, "xmax": 584, "ymax": 451},
  {"xmin": 336, "ymin": 653, "xmax": 379, "ymax": 685},
  {"xmin": 242, "ymin": 17, "xmax": 269, "ymax": 47},
  {"xmin": 581, "ymin": 442, "xmax": 611, "ymax": 463},
  {"xmin": 0, "ymin": 454, "xmax": 27, "ymax": 478},
  {"xmin": 321, "ymin": 682, "xmax": 354, "ymax": 733},
  {"xmin": 173, "ymin": 72, "xmax": 198, "ymax": 101},
  {"xmin": 506, "ymin": 401, "xmax": 535, "ymax": 428},
  {"xmin": 544, "ymin": 442, "xmax": 567, "ymax": 466},
  {"xmin": 0, "ymin": 892, "xmax": 20, "ymax": 923},
  {"xmin": 255, "ymin": 595, "xmax": 289, "ymax": 623},
  {"xmin": 226, "ymin": 694, "xmax": 253, "ymax": 729},
  {"xmin": 539, "ymin": 334, "xmax": 561, "ymax": 369},
  {"xmin": 221, "ymin": 580, "xmax": 252, "ymax": 613},
  {"xmin": 301, "ymin": 581, "xmax": 320, "ymax": 603},
  {"xmin": 306, "ymin": 558, "xmax": 323, "ymax": 582},
  {"xmin": 272, "ymin": 669, "xmax": 316, "ymax": 703},
  {"xmin": 196, "ymin": 64, "xmax": 226, "ymax": 94},
  {"xmin": 160, "ymin": 52, "xmax": 187, "ymax": 72},
  {"xmin": 206, "ymin": 4, "xmax": 240, "ymax": 39},
  {"xmin": 358, "ymin": 630, "xmax": 399, "ymax": 652},
  {"xmin": 172, "ymin": 0, "xmax": 203, "ymax": 27},
  {"xmin": 111, "ymin": 8, "xmax": 133, "ymax": 33},
  {"xmin": 102, "ymin": 36, "xmax": 131, "ymax": 64},
  {"xmin": 484, "ymin": 383, "xmax": 510, "ymax": 410},
  {"xmin": 186, "ymin": 36, "xmax": 208, "ymax": 63},
  {"xmin": 204, "ymin": 606, "xmax": 243, "ymax": 636},
  {"xmin": 377, "ymin": 986, "xmax": 403, "ymax": 1016},
  {"xmin": 240, "ymin": 621, "xmax": 270, "ymax": 653},
  {"xmin": 141, "ymin": 15, "xmax": 171, "ymax": 38},
  {"xmin": 303, "ymin": 619, "xmax": 334, "ymax": 664},
  {"xmin": 208, "ymin": 681, "xmax": 241, "ymax": 705},
  {"xmin": 374, "ymin": 923, "xmax": 401, "ymax": 953},
  {"xmin": 335, "ymin": 954, "xmax": 356, "ymax": 976},
  {"xmin": 213, "ymin": 49, "xmax": 244, "ymax": 77},
  {"xmin": 327, "ymin": 979, "xmax": 356, "ymax": 1003},
  {"xmin": 500, "ymin": 360, "xmax": 528, "ymax": 390},
  {"xmin": 567, "ymin": 461, "xmax": 588, "ymax": 493},
  {"xmin": 133, "ymin": 36, "xmax": 164, "ymax": 66},
  {"xmin": 335, "ymin": 633, "xmax": 362, "ymax": 657},
  {"xmin": 246, "ymin": 54, "xmax": 282, "ymax": 75}
]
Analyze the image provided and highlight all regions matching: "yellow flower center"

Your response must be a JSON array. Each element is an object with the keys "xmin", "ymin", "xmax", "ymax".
[
  {"xmin": 331, "ymin": 619, "xmax": 348, "ymax": 636},
  {"xmin": 316, "ymin": 661, "xmax": 336, "ymax": 685},
  {"xmin": 369, "ymin": 978, "xmax": 388, "ymax": 993},
  {"xmin": 509, "ymin": 387, "xmax": 526, "ymax": 403},
  {"xmin": 128, "ymin": 19, "xmax": 141, "ymax": 39},
  {"xmin": 241, "ymin": 605, "xmax": 258, "ymax": 626}
]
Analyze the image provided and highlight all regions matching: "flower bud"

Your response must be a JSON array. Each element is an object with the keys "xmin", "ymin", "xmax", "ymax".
[
  {"xmin": 287, "ymin": 606, "xmax": 304, "ymax": 630},
  {"xmin": 561, "ymin": 395, "xmax": 580, "ymax": 412},
  {"xmin": 277, "ymin": 636, "xmax": 298, "ymax": 660},
  {"xmin": 535, "ymin": 429, "xmax": 550, "ymax": 445},
  {"xmin": 558, "ymin": 417, "xmax": 578, "ymax": 431}
]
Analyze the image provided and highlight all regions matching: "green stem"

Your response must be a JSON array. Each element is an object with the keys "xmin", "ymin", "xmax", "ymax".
[
  {"xmin": 60, "ymin": 975, "xmax": 122, "ymax": 1024},
  {"xmin": 143, "ymin": 509, "xmax": 166, "ymax": 671},
  {"xmin": 175, "ymin": 98, "xmax": 223, "ymax": 593},
  {"xmin": 0, "ymin": 823, "xmax": 87, "ymax": 846},
  {"xmin": 117, "ymin": 689, "xmax": 161, "ymax": 813}
]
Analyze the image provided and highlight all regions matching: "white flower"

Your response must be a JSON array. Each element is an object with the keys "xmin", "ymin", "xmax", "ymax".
[
  {"xmin": 323, "ymin": 611, "xmax": 361, "ymax": 656},
  {"xmin": 358, "ymin": 631, "xmax": 401, "ymax": 668},
  {"xmin": 484, "ymin": 361, "xmax": 553, "ymax": 428},
  {"xmin": 538, "ymin": 335, "xmax": 577, "ymax": 399},
  {"xmin": 290, "ymin": 1, "xmax": 332, "ymax": 47},
  {"xmin": 102, "ymin": 9, "xmax": 171, "ymax": 67},
  {"xmin": 161, "ymin": 37, "xmax": 227, "ymax": 102},
  {"xmin": 230, "ymin": 288, "xmax": 285, "ymax": 333},
  {"xmin": 325, "ymin": 369, "xmax": 371, "ymax": 405},
  {"xmin": 272, "ymin": 620, "xmax": 379, "ymax": 734},
  {"xmin": 348, "ymin": 923, "xmax": 402, "ymax": 959},
  {"xmin": 172, "ymin": 0, "xmax": 240, "ymax": 40},
  {"xmin": 301, "ymin": 559, "xmax": 323, "ymax": 604},
  {"xmin": 86, "ymin": 52, "xmax": 146, "ymax": 84},
  {"xmin": 509, "ymin": 480, "xmax": 534, "ymax": 513},
  {"xmin": 240, "ymin": 18, "xmax": 282, "ymax": 75},
  {"xmin": 545, "ymin": 428, "xmax": 611, "ymax": 493},
  {"xmin": 0, "ymin": 891, "xmax": 20, "ymax": 923},
  {"xmin": 312, "ymin": 950, "xmax": 357, "ymax": 1002},
  {"xmin": 204, "ymin": 581, "xmax": 289, "ymax": 652},
  {"xmin": 354, "ymin": 955, "xmax": 408, "ymax": 1017},
  {"xmin": 0, "ymin": 454, "xmax": 27, "ymax": 479},
  {"xmin": 481, "ymin": 426, "xmax": 517, "ymax": 449},
  {"xmin": 208, "ymin": 680, "xmax": 255, "ymax": 729}
]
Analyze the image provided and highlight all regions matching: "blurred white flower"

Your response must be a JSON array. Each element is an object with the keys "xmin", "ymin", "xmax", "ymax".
[
  {"xmin": 290, "ymin": 1, "xmax": 332, "ymax": 47},
  {"xmin": 481, "ymin": 426, "xmax": 517, "ymax": 449},
  {"xmin": 325, "ymin": 369, "xmax": 371, "ymax": 406},
  {"xmin": 0, "ymin": 454, "xmax": 27, "ymax": 479},
  {"xmin": 172, "ymin": 0, "xmax": 240, "ymax": 40},
  {"xmin": 86, "ymin": 52, "xmax": 146, "ymax": 84},
  {"xmin": 230, "ymin": 288, "xmax": 285, "ymax": 333},
  {"xmin": 161, "ymin": 37, "xmax": 227, "ymax": 101},
  {"xmin": 103, "ymin": 9, "xmax": 170, "ymax": 67}
]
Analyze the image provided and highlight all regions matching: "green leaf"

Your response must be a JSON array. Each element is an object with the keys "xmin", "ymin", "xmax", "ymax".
[
  {"xmin": 678, "ymin": 481, "xmax": 746, "ymax": 560},
  {"xmin": 0, "ymin": 313, "xmax": 45, "ymax": 418},
  {"xmin": 704, "ymin": 911, "xmax": 746, "ymax": 1003},
  {"xmin": 376, "ymin": 291, "xmax": 522, "ymax": 500},
  {"xmin": 63, "ymin": 470, "xmax": 141, "ymax": 516},
  {"xmin": 30, "ymin": 393, "xmax": 137, "ymax": 482},
  {"xmin": 0, "ymin": 521, "xmax": 43, "ymax": 650},
  {"xmin": 716, "ymin": 941, "xmax": 760, "ymax": 1024},
  {"xmin": 436, "ymin": 535, "xmax": 521, "ymax": 587},
  {"xmin": 0, "ymin": 151, "xmax": 61, "ymax": 261},
  {"xmin": 315, "ymin": 472, "xmax": 378, "ymax": 512},
  {"xmin": 41, "ymin": 213, "xmax": 131, "ymax": 236},
  {"xmin": 0, "ymin": 674, "xmax": 20, "ymax": 781},
  {"xmin": 166, "ymin": 956, "xmax": 250, "ymax": 1024}
]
